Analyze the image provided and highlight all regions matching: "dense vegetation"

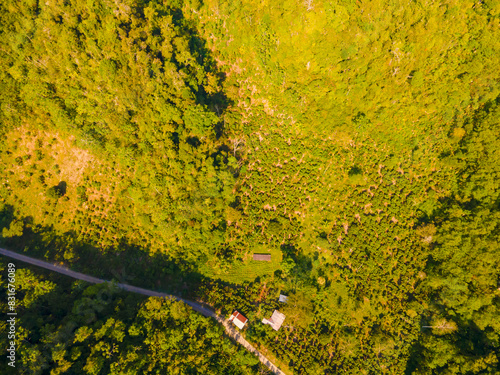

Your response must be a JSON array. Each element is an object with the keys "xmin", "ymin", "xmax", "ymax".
[
  {"xmin": 0, "ymin": 262, "xmax": 261, "ymax": 374},
  {"xmin": 1, "ymin": 0, "xmax": 499, "ymax": 374}
]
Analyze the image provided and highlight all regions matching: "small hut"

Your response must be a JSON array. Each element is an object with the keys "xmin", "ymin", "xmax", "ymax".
[
  {"xmin": 279, "ymin": 294, "xmax": 288, "ymax": 303},
  {"xmin": 253, "ymin": 253, "xmax": 271, "ymax": 261}
]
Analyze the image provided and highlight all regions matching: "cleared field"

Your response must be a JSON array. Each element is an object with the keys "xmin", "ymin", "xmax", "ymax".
[{"xmin": 199, "ymin": 247, "xmax": 282, "ymax": 284}]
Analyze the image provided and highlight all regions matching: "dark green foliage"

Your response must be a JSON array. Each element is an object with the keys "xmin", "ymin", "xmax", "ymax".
[
  {"xmin": 0, "ymin": 265, "xmax": 261, "ymax": 375},
  {"xmin": 406, "ymin": 102, "xmax": 500, "ymax": 375},
  {"xmin": 46, "ymin": 186, "xmax": 62, "ymax": 199},
  {"xmin": 0, "ymin": 0, "xmax": 235, "ymax": 263}
]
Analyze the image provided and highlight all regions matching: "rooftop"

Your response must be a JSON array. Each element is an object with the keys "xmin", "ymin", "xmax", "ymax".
[
  {"xmin": 279, "ymin": 294, "xmax": 288, "ymax": 303},
  {"xmin": 262, "ymin": 310, "xmax": 286, "ymax": 331},
  {"xmin": 253, "ymin": 253, "xmax": 271, "ymax": 261},
  {"xmin": 229, "ymin": 311, "xmax": 248, "ymax": 329}
]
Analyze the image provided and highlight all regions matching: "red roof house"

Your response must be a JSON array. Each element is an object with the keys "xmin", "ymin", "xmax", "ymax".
[{"xmin": 229, "ymin": 311, "xmax": 248, "ymax": 329}]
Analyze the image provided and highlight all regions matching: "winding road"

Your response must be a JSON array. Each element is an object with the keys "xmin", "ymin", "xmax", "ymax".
[{"xmin": 0, "ymin": 247, "xmax": 286, "ymax": 375}]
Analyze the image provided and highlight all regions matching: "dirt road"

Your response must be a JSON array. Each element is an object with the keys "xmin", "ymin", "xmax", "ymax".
[{"xmin": 0, "ymin": 247, "xmax": 286, "ymax": 375}]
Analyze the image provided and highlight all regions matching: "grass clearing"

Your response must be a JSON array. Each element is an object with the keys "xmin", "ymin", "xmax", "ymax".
[{"xmin": 199, "ymin": 246, "xmax": 282, "ymax": 284}]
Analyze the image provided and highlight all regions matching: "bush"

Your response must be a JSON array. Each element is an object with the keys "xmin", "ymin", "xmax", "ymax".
[
  {"xmin": 47, "ymin": 186, "xmax": 62, "ymax": 199},
  {"xmin": 77, "ymin": 186, "xmax": 88, "ymax": 202},
  {"xmin": 35, "ymin": 149, "xmax": 44, "ymax": 160}
]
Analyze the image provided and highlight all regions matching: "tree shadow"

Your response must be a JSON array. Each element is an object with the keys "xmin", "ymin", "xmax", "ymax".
[
  {"xmin": 0, "ymin": 204, "xmax": 15, "ymax": 229},
  {"xmin": 0, "ymin": 217, "xmax": 203, "ymax": 296},
  {"xmin": 168, "ymin": 6, "xmax": 233, "ymax": 138},
  {"xmin": 0, "ymin": 212, "xmax": 277, "ymax": 317},
  {"xmin": 57, "ymin": 181, "xmax": 67, "ymax": 196},
  {"xmin": 280, "ymin": 243, "xmax": 313, "ymax": 286}
]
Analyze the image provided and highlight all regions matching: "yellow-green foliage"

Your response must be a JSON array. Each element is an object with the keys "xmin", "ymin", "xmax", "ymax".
[
  {"xmin": 199, "ymin": 246, "xmax": 282, "ymax": 283},
  {"xmin": 1, "ymin": 0, "xmax": 499, "ymax": 374}
]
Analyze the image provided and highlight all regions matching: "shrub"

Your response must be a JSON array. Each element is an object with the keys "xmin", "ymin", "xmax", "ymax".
[{"xmin": 47, "ymin": 186, "xmax": 62, "ymax": 199}]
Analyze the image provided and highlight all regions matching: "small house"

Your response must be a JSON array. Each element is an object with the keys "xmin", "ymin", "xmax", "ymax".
[
  {"xmin": 253, "ymin": 253, "xmax": 271, "ymax": 261},
  {"xmin": 279, "ymin": 294, "xmax": 288, "ymax": 303},
  {"xmin": 229, "ymin": 311, "xmax": 248, "ymax": 329},
  {"xmin": 262, "ymin": 310, "xmax": 286, "ymax": 331}
]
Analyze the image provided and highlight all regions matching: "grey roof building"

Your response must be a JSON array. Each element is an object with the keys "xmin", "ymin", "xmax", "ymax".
[{"xmin": 262, "ymin": 310, "xmax": 286, "ymax": 331}]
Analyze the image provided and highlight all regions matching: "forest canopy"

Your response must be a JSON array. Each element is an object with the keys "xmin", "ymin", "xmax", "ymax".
[
  {"xmin": 0, "ymin": 263, "xmax": 261, "ymax": 374},
  {"xmin": 0, "ymin": 0, "xmax": 499, "ymax": 374}
]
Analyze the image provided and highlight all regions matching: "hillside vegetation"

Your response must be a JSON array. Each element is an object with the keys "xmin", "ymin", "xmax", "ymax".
[
  {"xmin": 0, "ymin": 262, "xmax": 262, "ymax": 374},
  {"xmin": 1, "ymin": 0, "xmax": 499, "ymax": 374}
]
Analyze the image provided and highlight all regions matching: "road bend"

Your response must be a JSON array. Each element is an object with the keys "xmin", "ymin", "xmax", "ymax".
[{"xmin": 0, "ymin": 247, "xmax": 286, "ymax": 375}]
